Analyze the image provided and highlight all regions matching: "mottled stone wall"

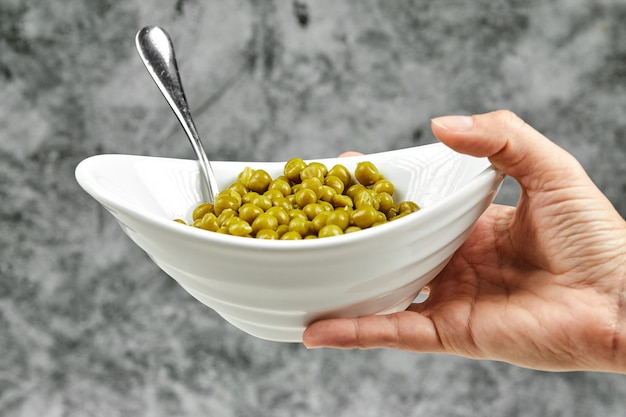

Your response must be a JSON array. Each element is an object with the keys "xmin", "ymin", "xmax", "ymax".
[{"xmin": 1, "ymin": 1, "xmax": 625, "ymax": 416}]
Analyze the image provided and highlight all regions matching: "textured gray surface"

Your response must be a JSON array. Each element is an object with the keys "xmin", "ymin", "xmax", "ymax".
[{"xmin": 1, "ymin": 1, "xmax": 626, "ymax": 416}]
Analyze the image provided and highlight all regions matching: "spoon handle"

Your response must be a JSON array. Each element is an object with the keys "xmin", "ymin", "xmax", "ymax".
[{"xmin": 135, "ymin": 26, "xmax": 218, "ymax": 202}]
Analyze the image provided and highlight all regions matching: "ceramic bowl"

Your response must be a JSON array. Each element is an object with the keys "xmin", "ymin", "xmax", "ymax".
[{"xmin": 75, "ymin": 143, "xmax": 504, "ymax": 342}]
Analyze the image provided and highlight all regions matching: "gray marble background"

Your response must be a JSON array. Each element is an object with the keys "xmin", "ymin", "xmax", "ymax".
[{"xmin": 2, "ymin": 0, "xmax": 626, "ymax": 416}]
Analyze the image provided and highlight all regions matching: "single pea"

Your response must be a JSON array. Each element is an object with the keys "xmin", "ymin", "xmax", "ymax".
[
  {"xmin": 299, "ymin": 164, "xmax": 325, "ymax": 181},
  {"xmin": 346, "ymin": 184, "xmax": 367, "ymax": 200},
  {"xmin": 326, "ymin": 210, "xmax": 350, "ymax": 230},
  {"xmin": 266, "ymin": 206, "xmax": 290, "ymax": 225},
  {"xmin": 355, "ymin": 161, "xmax": 382, "ymax": 186},
  {"xmin": 327, "ymin": 164, "xmax": 351, "ymax": 187},
  {"xmin": 280, "ymin": 231, "xmax": 303, "ymax": 240},
  {"xmin": 372, "ymin": 179, "xmax": 394, "ymax": 195},
  {"xmin": 302, "ymin": 203, "xmax": 324, "ymax": 220},
  {"xmin": 268, "ymin": 178, "xmax": 292, "ymax": 196},
  {"xmin": 324, "ymin": 175, "xmax": 345, "ymax": 194},
  {"xmin": 288, "ymin": 208, "xmax": 307, "ymax": 221},
  {"xmin": 276, "ymin": 224, "xmax": 290, "ymax": 237},
  {"xmin": 295, "ymin": 188, "xmax": 317, "ymax": 207},
  {"xmin": 350, "ymin": 205, "xmax": 379, "ymax": 229},
  {"xmin": 198, "ymin": 212, "xmax": 219, "ymax": 231},
  {"xmin": 222, "ymin": 216, "xmax": 241, "ymax": 229},
  {"xmin": 374, "ymin": 210, "xmax": 387, "ymax": 224},
  {"xmin": 390, "ymin": 212, "xmax": 409, "ymax": 221},
  {"xmin": 386, "ymin": 206, "xmax": 399, "ymax": 220},
  {"xmin": 256, "ymin": 229, "xmax": 279, "ymax": 239},
  {"xmin": 307, "ymin": 162, "xmax": 328, "ymax": 177},
  {"xmin": 263, "ymin": 189, "xmax": 284, "ymax": 202},
  {"xmin": 251, "ymin": 194, "xmax": 273, "ymax": 211},
  {"xmin": 301, "ymin": 177, "xmax": 323, "ymax": 199},
  {"xmin": 192, "ymin": 202, "xmax": 214, "ymax": 221},
  {"xmin": 311, "ymin": 211, "xmax": 331, "ymax": 233},
  {"xmin": 251, "ymin": 213, "xmax": 279, "ymax": 234},
  {"xmin": 237, "ymin": 167, "xmax": 254, "ymax": 186},
  {"xmin": 396, "ymin": 201, "xmax": 420, "ymax": 215},
  {"xmin": 345, "ymin": 226, "xmax": 362, "ymax": 233},
  {"xmin": 272, "ymin": 196, "xmax": 293, "ymax": 212},
  {"xmin": 214, "ymin": 193, "xmax": 241, "ymax": 216},
  {"xmin": 174, "ymin": 218, "xmax": 187, "ymax": 225},
  {"xmin": 332, "ymin": 194, "xmax": 353, "ymax": 209},
  {"xmin": 319, "ymin": 200, "xmax": 334, "ymax": 212},
  {"xmin": 319, "ymin": 185, "xmax": 337, "ymax": 203},
  {"xmin": 319, "ymin": 224, "xmax": 343, "ymax": 238},
  {"xmin": 228, "ymin": 219, "xmax": 253, "ymax": 236},
  {"xmin": 304, "ymin": 234, "xmax": 318, "ymax": 239},
  {"xmin": 217, "ymin": 208, "xmax": 237, "ymax": 227},
  {"xmin": 247, "ymin": 169, "xmax": 272, "ymax": 193},
  {"xmin": 289, "ymin": 217, "xmax": 311, "ymax": 236},
  {"xmin": 377, "ymin": 192, "xmax": 395, "ymax": 214},
  {"xmin": 242, "ymin": 191, "xmax": 260, "ymax": 204},
  {"xmin": 238, "ymin": 203, "xmax": 264, "ymax": 224},
  {"xmin": 227, "ymin": 181, "xmax": 249, "ymax": 196},
  {"xmin": 284, "ymin": 158, "xmax": 307, "ymax": 183},
  {"xmin": 354, "ymin": 189, "xmax": 380, "ymax": 210}
]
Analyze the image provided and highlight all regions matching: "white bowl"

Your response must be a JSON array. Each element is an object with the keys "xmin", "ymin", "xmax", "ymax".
[{"xmin": 75, "ymin": 143, "xmax": 504, "ymax": 342}]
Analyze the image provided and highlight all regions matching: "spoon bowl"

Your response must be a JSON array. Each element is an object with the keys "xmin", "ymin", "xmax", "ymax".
[{"xmin": 76, "ymin": 143, "xmax": 503, "ymax": 342}]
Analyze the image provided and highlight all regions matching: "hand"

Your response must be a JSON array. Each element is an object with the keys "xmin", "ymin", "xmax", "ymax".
[{"xmin": 303, "ymin": 110, "xmax": 626, "ymax": 373}]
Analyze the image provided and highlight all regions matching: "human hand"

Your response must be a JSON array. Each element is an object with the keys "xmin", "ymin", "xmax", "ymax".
[{"xmin": 303, "ymin": 110, "xmax": 626, "ymax": 373}]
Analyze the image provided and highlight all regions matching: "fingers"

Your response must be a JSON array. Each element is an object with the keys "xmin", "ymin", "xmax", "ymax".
[
  {"xmin": 302, "ymin": 311, "xmax": 443, "ymax": 351},
  {"xmin": 338, "ymin": 151, "xmax": 363, "ymax": 157},
  {"xmin": 431, "ymin": 110, "xmax": 584, "ymax": 193}
]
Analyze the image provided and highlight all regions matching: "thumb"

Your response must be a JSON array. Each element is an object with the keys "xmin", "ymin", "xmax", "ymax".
[{"xmin": 431, "ymin": 110, "xmax": 585, "ymax": 193}]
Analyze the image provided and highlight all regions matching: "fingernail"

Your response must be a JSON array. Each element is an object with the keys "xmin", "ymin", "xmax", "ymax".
[{"xmin": 431, "ymin": 115, "xmax": 473, "ymax": 131}]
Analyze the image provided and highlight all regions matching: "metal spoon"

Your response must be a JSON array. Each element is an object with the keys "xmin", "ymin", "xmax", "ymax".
[{"xmin": 135, "ymin": 26, "xmax": 219, "ymax": 203}]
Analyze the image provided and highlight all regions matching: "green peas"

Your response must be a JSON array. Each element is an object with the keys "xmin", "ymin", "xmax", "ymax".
[
  {"xmin": 198, "ymin": 213, "xmax": 219, "ymax": 231},
  {"xmin": 266, "ymin": 206, "xmax": 290, "ymax": 226},
  {"xmin": 284, "ymin": 158, "xmax": 307, "ymax": 183},
  {"xmin": 238, "ymin": 203, "xmax": 263, "ymax": 224},
  {"xmin": 182, "ymin": 157, "xmax": 420, "ymax": 239},
  {"xmin": 289, "ymin": 217, "xmax": 310, "ymax": 236},
  {"xmin": 372, "ymin": 179, "xmax": 394, "ymax": 195},
  {"xmin": 295, "ymin": 188, "xmax": 317, "ymax": 207},
  {"xmin": 377, "ymin": 192, "xmax": 394, "ymax": 214},
  {"xmin": 326, "ymin": 210, "xmax": 350, "ymax": 230},
  {"xmin": 251, "ymin": 195, "xmax": 272, "ymax": 211},
  {"xmin": 251, "ymin": 213, "xmax": 278, "ymax": 234},
  {"xmin": 213, "ymin": 191, "xmax": 241, "ymax": 216},
  {"xmin": 300, "ymin": 164, "xmax": 325, "ymax": 182},
  {"xmin": 351, "ymin": 206, "xmax": 379, "ymax": 229},
  {"xmin": 332, "ymin": 194, "xmax": 353, "ymax": 209},
  {"xmin": 228, "ymin": 219, "xmax": 253, "ymax": 236},
  {"xmin": 192, "ymin": 202, "xmax": 214, "ymax": 221},
  {"xmin": 355, "ymin": 161, "xmax": 383, "ymax": 186},
  {"xmin": 301, "ymin": 177, "xmax": 323, "ymax": 199},
  {"xmin": 268, "ymin": 178, "xmax": 291, "ymax": 196},
  {"xmin": 281, "ymin": 230, "xmax": 303, "ymax": 240},
  {"xmin": 246, "ymin": 169, "xmax": 272, "ymax": 193},
  {"xmin": 319, "ymin": 224, "xmax": 343, "ymax": 238},
  {"xmin": 256, "ymin": 229, "xmax": 279, "ymax": 239},
  {"xmin": 324, "ymin": 175, "xmax": 345, "ymax": 194},
  {"xmin": 327, "ymin": 164, "xmax": 351, "ymax": 187}
]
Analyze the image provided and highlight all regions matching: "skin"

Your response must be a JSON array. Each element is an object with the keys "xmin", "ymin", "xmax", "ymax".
[{"xmin": 303, "ymin": 110, "xmax": 626, "ymax": 373}]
